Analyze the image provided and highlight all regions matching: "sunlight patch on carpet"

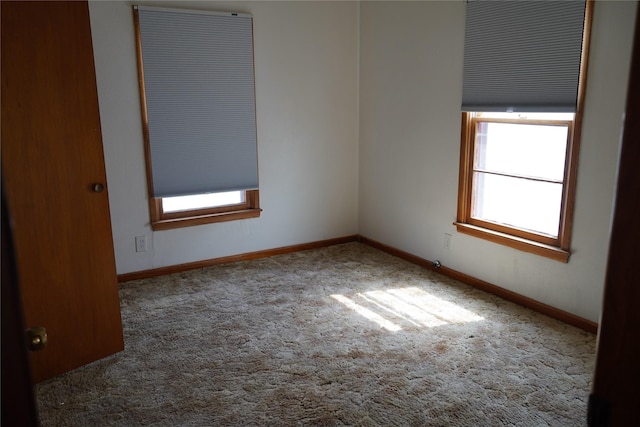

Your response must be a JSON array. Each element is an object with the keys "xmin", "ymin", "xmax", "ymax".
[
  {"xmin": 331, "ymin": 294, "xmax": 402, "ymax": 331},
  {"xmin": 331, "ymin": 287, "xmax": 484, "ymax": 331}
]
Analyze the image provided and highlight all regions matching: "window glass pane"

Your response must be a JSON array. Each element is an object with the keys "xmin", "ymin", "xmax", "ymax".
[
  {"xmin": 162, "ymin": 191, "xmax": 244, "ymax": 213},
  {"xmin": 475, "ymin": 122, "xmax": 568, "ymax": 181},
  {"xmin": 472, "ymin": 172, "xmax": 562, "ymax": 237}
]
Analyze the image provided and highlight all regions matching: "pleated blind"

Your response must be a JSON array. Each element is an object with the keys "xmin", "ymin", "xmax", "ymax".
[
  {"xmin": 462, "ymin": 0, "xmax": 587, "ymax": 113},
  {"xmin": 135, "ymin": 6, "xmax": 258, "ymax": 198}
]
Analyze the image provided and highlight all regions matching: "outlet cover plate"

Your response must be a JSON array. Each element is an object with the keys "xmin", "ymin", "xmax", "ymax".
[{"xmin": 135, "ymin": 235, "xmax": 147, "ymax": 252}]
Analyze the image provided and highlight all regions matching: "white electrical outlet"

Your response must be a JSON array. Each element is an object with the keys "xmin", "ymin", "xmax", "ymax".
[
  {"xmin": 135, "ymin": 235, "xmax": 147, "ymax": 252},
  {"xmin": 443, "ymin": 233, "xmax": 452, "ymax": 249}
]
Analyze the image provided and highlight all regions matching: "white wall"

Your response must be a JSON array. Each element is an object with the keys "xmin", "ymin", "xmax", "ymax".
[
  {"xmin": 359, "ymin": 0, "xmax": 637, "ymax": 322},
  {"xmin": 91, "ymin": 0, "xmax": 636, "ymax": 322},
  {"xmin": 89, "ymin": 1, "xmax": 359, "ymax": 274}
]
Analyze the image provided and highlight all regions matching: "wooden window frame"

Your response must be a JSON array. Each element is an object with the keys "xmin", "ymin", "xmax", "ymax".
[
  {"xmin": 455, "ymin": 114, "xmax": 576, "ymax": 262},
  {"xmin": 149, "ymin": 190, "xmax": 260, "ymax": 231},
  {"xmin": 455, "ymin": 1, "xmax": 593, "ymax": 263}
]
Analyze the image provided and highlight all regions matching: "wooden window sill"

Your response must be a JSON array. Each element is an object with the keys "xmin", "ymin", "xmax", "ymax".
[
  {"xmin": 152, "ymin": 209, "xmax": 261, "ymax": 231},
  {"xmin": 454, "ymin": 222, "xmax": 570, "ymax": 263}
]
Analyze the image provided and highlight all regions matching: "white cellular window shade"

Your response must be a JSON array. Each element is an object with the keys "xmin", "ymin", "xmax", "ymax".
[
  {"xmin": 135, "ymin": 6, "xmax": 258, "ymax": 198},
  {"xmin": 462, "ymin": 0, "xmax": 587, "ymax": 113}
]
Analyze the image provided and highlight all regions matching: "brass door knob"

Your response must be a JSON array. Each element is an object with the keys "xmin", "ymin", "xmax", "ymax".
[{"xmin": 26, "ymin": 326, "xmax": 48, "ymax": 351}]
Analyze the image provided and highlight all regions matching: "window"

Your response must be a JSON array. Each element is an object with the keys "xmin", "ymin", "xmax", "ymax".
[
  {"xmin": 455, "ymin": 1, "xmax": 592, "ymax": 262},
  {"xmin": 456, "ymin": 113, "xmax": 578, "ymax": 261},
  {"xmin": 133, "ymin": 6, "xmax": 260, "ymax": 231},
  {"xmin": 150, "ymin": 190, "xmax": 260, "ymax": 231}
]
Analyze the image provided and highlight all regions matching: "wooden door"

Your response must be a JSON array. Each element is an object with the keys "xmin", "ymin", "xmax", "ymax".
[{"xmin": 1, "ymin": 1, "xmax": 124, "ymax": 382}]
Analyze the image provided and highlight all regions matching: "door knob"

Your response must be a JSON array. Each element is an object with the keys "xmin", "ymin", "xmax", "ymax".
[
  {"xmin": 26, "ymin": 326, "xmax": 48, "ymax": 351},
  {"xmin": 92, "ymin": 183, "xmax": 105, "ymax": 193}
]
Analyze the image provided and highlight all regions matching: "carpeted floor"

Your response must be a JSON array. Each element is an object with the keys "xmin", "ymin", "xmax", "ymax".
[{"xmin": 36, "ymin": 243, "xmax": 595, "ymax": 426}]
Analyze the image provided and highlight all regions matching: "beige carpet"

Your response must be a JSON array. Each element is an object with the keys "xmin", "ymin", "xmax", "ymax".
[{"xmin": 36, "ymin": 243, "xmax": 595, "ymax": 426}]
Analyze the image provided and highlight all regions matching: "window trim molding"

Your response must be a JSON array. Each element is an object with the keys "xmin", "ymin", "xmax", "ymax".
[
  {"xmin": 455, "ymin": 1, "xmax": 593, "ymax": 262},
  {"xmin": 149, "ymin": 190, "xmax": 261, "ymax": 231},
  {"xmin": 559, "ymin": 0, "xmax": 593, "ymax": 251},
  {"xmin": 454, "ymin": 223, "xmax": 570, "ymax": 263}
]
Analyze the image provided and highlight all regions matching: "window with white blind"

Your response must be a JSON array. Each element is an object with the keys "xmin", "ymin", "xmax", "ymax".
[
  {"xmin": 455, "ymin": 0, "xmax": 593, "ymax": 262},
  {"xmin": 133, "ymin": 5, "xmax": 260, "ymax": 230}
]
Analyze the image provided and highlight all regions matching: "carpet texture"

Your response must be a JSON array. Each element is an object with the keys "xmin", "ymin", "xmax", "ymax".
[{"xmin": 36, "ymin": 243, "xmax": 595, "ymax": 426}]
